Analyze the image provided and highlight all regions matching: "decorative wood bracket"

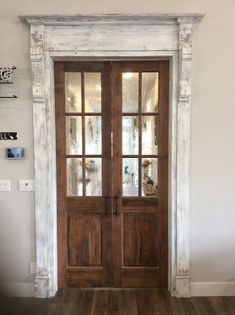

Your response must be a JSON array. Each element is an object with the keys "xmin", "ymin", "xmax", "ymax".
[{"xmin": 0, "ymin": 66, "xmax": 17, "ymax": 98}]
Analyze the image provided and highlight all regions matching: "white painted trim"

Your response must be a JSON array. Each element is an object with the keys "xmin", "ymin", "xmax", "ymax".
[
  {"xmin": 0, "ymin": 283, "xmax": 35, "ymax": 297},
  {"xmin": 19, "ymin": 14, "xmax": 204, "ymax": 298},
  {"xmin": 191, "ymin": 282, "xmax": 235, "ymax": 296}
]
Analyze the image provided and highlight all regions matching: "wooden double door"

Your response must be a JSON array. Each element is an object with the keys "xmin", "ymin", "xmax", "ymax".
[{"xmin": 55, "ymin": 61, "xmax": 169, "ymax": 288}]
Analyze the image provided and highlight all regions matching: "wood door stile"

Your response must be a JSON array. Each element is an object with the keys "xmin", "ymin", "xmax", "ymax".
[
  {"xmin": 55, "ymin": 62, "xmax": 112, "ymax": 288},
  {"xmin": 55, "ymin": 61, "xmax": 169, "ymax": 288},
  {"xmin": 111, "ymin": 61, "xmax": 168, "ymax": 288}
]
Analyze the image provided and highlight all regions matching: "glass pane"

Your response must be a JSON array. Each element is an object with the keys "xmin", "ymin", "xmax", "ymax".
[
  {"xmin": 66, "ymin": 116, "xmax": 82, "ymax": 155},
  {"xmin": 122, "ymin": 158, "xmax": 139, "ymax": 196},
  {"xmin": 142, "ymin": 116, "xmax": 158, "ymax": 155},
  {"xmin": 84, "ymin": 73, "xmax": 101, "ymax": 112},
  {"xmin": 122, "ymin": 116, "xmax": 139, "ymax": 155},
  {"xmin": 85, "ymin": 158, "xmax": 102, "ymax": 196},
  {"xmin": 122, "ymin": 72, "xmax": 139, "ymax": 112},
  {"xmin": 85, "ymin": 116, "xmax": 102, "ymax": 154},
  {"xmin": 65, "ymin": 72, "xmax": 82, "ymax": 112},
  {"xmin": 141, "ymin": 158, "xmax": 158, "ymax": 196},
  {"xmin": 66, "ymin": 158, "xmax": 83, "ymax": 196},
  {"xmin": 142, "ymin": 72, "xmax": 159, "ymax": 112}
]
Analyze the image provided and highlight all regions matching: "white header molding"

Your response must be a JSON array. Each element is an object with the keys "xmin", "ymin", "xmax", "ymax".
[{"xmin": 19, "ymin": 13, "xmax": 204, "ymax": 298}]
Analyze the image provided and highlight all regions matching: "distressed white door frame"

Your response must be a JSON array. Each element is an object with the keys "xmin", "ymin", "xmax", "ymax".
[{"xmin": 19, "ymin": 14, "xmax": 204, "ymax": 298}]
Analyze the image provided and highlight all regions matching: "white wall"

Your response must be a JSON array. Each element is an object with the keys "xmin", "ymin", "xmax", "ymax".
[{"xmin": 0, "ymin": 0, "xmax": 235, "ymax": 296}]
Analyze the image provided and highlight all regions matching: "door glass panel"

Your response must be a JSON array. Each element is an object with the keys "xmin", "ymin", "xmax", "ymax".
[
  {"xmin": 142, "ymin": 72, "xmax": 159, "ymax": 112},
  {"xmin": 122, "ymin": 116, "xmax": 139, "ymax": 155},
  {"xmin": 141, "ymin": 158, "xmax": 158, "ymax": 196},
  {"xmin": 65, "ymin": 72, "xmax": 82, "ymax": 112},
  {"xmin": 85, "ymin": 116, "xmax": 102, "ymax": 154},
  {"xmin": 66, "ymin": 158, "xmax": 83, "ymax": 196},
  {"xmin": 85, "ymin": 158, "xmax": 102, "ymax": 196},
  {"xmin": 142, "ymin": 116, "xmax": 158, "ymax": 155},
  {"xmin": 122, "ymin": 72, "xmax": 139, "ymax": 112},
  {"xmin": 84, "ymin": 73, "xmax": 101, "ymax": 113},
  {"xmin": 122, "ymin": 158, "xmax": 139, "ymax": 196},
  {"xmin": 66, "ymin": 116, "xmax": 82, "ymax": 155}
]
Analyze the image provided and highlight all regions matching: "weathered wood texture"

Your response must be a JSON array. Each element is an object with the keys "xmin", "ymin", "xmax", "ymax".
[
  {"xmin": 1, "ymin": 289, "xmax": 235, "ymax": 315},
  {"xmin": 20, "ymin": 14, "xmax": 204, "ymax": 297}
]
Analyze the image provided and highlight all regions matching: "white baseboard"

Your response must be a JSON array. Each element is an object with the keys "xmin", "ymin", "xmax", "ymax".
[
  {"xmin": 1, "ymin": 281, "xmax": 235, "ymax": 297},
  {"xmin": 0, "ymin": 282, "xmax": 35, "ymax": 297},
  {"xmin": 191, "ymin": 282, "xmax": 235, "ymax": 296}
]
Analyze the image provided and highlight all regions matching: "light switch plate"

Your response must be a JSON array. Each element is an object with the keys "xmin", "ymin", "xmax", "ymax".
[
  {"xmin": 0, "ymin": 180, "xmax": 11, "ymax": 191},
  {"xmin": 19, "ymin": 179, "xmax": 35, "ymax": 192}
]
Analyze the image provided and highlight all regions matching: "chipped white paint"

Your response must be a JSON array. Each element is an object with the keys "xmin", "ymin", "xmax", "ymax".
[{"xmin": 19, "ymin": 14, "xmax": 204, "ymax": 298}]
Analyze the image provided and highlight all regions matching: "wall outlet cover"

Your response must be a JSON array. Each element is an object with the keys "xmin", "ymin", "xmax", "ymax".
[
  {"xmin": 19, "ymin": 179, "xmax": 35, "ymax": 192},
  {"xmin": 0, "ymin": 180, "xmax": 11, "ymax": 191}
]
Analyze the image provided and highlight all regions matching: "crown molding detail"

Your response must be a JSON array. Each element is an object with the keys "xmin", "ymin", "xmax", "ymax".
[{"xmin": 19, "ymin": 13, "xmax": 204, "ymax": 298}]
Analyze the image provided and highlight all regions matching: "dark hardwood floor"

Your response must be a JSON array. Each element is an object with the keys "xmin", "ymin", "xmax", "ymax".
[{"xmin": 1, "ymin": 289, "xmax": 235, "ymax": 315}]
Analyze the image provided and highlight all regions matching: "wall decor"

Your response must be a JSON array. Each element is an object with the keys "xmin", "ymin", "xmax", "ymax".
[
  {"xmin": 0, "ymin": 132, "xmax": 18, "ymax": 140},
  {"xmin": 0, "ymin": 66, "xmax": 17, "ymax": 98},
  {"xmin": 6, "ymin": 147, "xmax": 25, "ymax": 159}
]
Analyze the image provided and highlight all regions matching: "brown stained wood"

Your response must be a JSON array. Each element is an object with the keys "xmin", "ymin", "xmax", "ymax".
[
  {"xmin": 55, "ymin": 62, "xmax": 67, "ymax": 288},
  {"xmin": 91, "ymin": 290, "xmax": 108, "ymax": 315},
  {"xmin": 67, "ymin": 197, "xmax": 105, "ymax": 211},
  {"xmin": 159, "ymin": 290, "xmax": 185, "ymax": 315},
  {"xmin": 158, "ymin": 60, "xmax": 169, "ymax": 288},
  {"xmin": 64, "ymin": 62, "xmax": 104, "ymax": 72},
  {"xmin": 112, "ymin": 61, "xmax": 169, "ymax": 288},
  {"xmin": 122, "ymin": 268, "xmax": 160, "ymax": 288},
  {"xmin": 122, "ymin": 196, "xmax": 159, "ymax": 207},
  {"xmin": 3, "ymin": 289, "xmax": 235, "ymax": 315},
  {"xmin": 68, "ymin": 215, "xmax": 101, "ymax": 266},
  {"xmin": 122, "ymin": 208, "xmax": 158, "ymax": 214},
  {"xmin": 55, "ymin": 61, "xmax": 112, "ymax": 288},
  {"xmin": 107, "ymin": 290, "xmax": 122, "ymax": 315},
  {"xmin": 120, "ymin": 290, "xmax": 138, "ymax": 315},
  {"xmin": 111, "ymin": 62, "xmax": 123, "ymax": 288},
  {"xmin": 56, "ymin": 60, "xmax": 169, "ymax": 289},
  {"xmin": 179, "ymin": 298, "xmax": 202, "ymax": 315},
  {"xmin": 135, "ymin": 289, "xmax": 160, "ymax": 314},
  {"xmin": 101, "ymin": 62, "xmax": 113, "ymax": 287},
  {"xmin": 123, "ymin": 214, "xmax": 159, "ymax": 267},
  {"xmin": 66, "ymin": 268, "xmax": 103, "ymax": 287}
]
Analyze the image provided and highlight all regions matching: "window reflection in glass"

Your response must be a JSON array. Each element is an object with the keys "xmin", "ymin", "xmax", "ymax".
[
  {"xmin": 84, "ymin": 73, "xmax": 101, "ymax": 113},
  {"xmin": 122, "ymin": 72, "xmax": 139, "ymax": 113},
  {"xmin": 142, "ymin": 116, "xmax": 158, "ymax": 155},
  {"xmin": 122, "ymin": 116, "xmax": 139, "ymax": 155},
  {"xmin": 85, "ymin": 116, "xmax": 102, "ymax": 155},
  {"xmin": 66, "ymin": 158, "xmax": 83, "ymax": 196},
  {"xmin": 142, "ymin": 72, "xmax": 159, "ymax": 112},
  {"xmin": 65, "ymin": 72, "xmax": 82, "ymax": 112},
  {"xmin": 66, "ymin": 116, "xmax": 82, "ymax": 155},
  {"xmin": 122, "ymin": 158, "xmax": 139, "ymax": 196},
  {"xmin": 85, "ymin": 158, "xmax": 102, "ymax": 196},
  {"xmin": 141, "ymin": 158, "xmax": 158, "ymax": 196}
]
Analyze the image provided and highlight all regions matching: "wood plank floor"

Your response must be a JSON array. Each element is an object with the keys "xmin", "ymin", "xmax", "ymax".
[{"xmin": 1, "ymin": 288, "xmax": 235, "ymax": 315}]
